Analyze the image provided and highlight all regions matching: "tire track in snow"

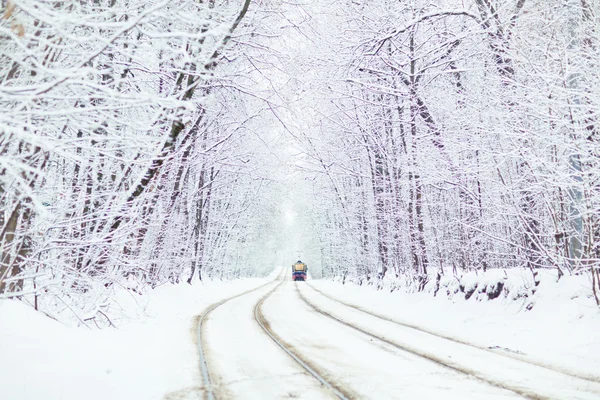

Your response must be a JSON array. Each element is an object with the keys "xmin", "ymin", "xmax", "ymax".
[{"xmin": 305, "ymin": 282, "xmax": 600, "ymax": 385}]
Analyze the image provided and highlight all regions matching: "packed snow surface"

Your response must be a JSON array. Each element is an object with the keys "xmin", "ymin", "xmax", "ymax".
[{"xmin": 1, "ymin": 267, "xmax": 599, "ymax": 399}]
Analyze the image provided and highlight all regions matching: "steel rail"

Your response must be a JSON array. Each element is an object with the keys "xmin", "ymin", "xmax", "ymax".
[
  {"xmin": 305, "ymin": 281, "xmax": 600, "ymax": 384},
  {"xmin": 196, "ymin": 268, "xmax": 284, "ymax": 400},
  {"xmin": 295, "ymin": 283, "xmax": 544, "ymax": 400},
  {"xmin": 254, "ymin": 281, "xmax": 352, "ymax": 400}
]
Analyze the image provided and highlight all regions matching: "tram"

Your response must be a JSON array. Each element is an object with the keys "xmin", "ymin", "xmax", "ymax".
[{"xmin": 292, "ymin": 261, "xmax": 308, "ymax": 281}]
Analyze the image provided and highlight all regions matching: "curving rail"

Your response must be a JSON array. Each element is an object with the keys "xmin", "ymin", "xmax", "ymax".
[
  {"xmin": 297, "ymin": 282, "xmax": 600, "ymax": 400},
  {"xmin": 304, "ymin": 281, "xmax": 600, "ymax": 384},
  {"xmin": 196, "ymin": 269, "xmax": 352, "ymax": 400},
  {"xmin": 195, "ymin": 269, "xmax": 285, "ymax": 400},
  {"xmin": 197, "ymin": 272, "xmax": 599, "ymax": 400},
  {"xmin": 254, "ymin": 281, "xmax": 352, "ymax": 400}
]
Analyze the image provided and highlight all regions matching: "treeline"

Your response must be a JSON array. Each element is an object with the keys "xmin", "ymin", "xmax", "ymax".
[
  {"xmin": 0, "ymin": 0, "xmax": 279, "ymax": 322},
  {"xmin": 298, "ymin": 0, "xmax": 599, "ymax": 302}
]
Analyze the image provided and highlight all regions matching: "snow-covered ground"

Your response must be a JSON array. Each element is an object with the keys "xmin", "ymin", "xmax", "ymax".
[
  {"xmin": 263, "ymin": 281, "xmax": 520, "ymax": 399},
  {"xmin": 0, "ymin": 273, "xmax": 277, "ymax": 400},
  {"xmin": 298, "ymin": 282, "xmax": 600, "ymax": 399},
  {"xmin": 1, "ymin": 267, "xmax": 599, "ymax": 400},
  {"xmin": 310, "ymin": 269, "xmax": 600, "ymax": 382},
  {"xmin": 203, "ymin": 278, "xmax": 333, "ymax": 399}
]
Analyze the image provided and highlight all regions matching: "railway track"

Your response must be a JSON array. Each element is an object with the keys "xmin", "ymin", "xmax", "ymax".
[
  {"xmin": 195, "ymin": 269, "xmax": 286, "ymax": 400},
  {"xmin": 305, "ymin": 281, "xmax": 600, "ymax": 385},
  {"xmin": 197, "ymin": 272, "xmax": 599, "ymax": 400},
  {"xmin": 258, "ymin": 280, "xmax": 523, "ymax": 399},
  {"xmin": 297, "ymin": 282, "xmax": 600, "ymax": 400},
  {"xmin": 196, "ymin": 270, "xmax": 348, "ymax": 400},
  {"xmin": 254, "ymin": 281, "xmax": 353, "ymax": 400}
]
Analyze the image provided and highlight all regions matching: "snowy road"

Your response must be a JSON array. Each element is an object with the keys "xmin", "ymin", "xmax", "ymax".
[{"xmin": 197, "ymin": 270, "xmax": 600, "ymax": 400}]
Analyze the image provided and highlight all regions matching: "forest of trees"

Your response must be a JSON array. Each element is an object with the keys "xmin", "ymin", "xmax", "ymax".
[
  {"xmin": 296, "ymin": 0, "xmax": 600, "ymax": 303},
  {"xmin": 0, "ymin": 0, "xmax": 290, "ymax": 323},
  {"xmin": 1, "ymin": 0, "xmax": 599, "ymax": 324}
]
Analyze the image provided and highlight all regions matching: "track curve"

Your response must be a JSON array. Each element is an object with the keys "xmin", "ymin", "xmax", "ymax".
[
  {"xmin": 254, "ymin": 281, "xmax": 353, "ymax": 400},
  {"xmin": 305, "ymin": 281, "xmax": 600, "ymax": 384},
  {"xmin": 195, "ymin": 269, "xmax": 285, "ymax": 400},
  {"xmin": 298, "ymin": 281, "xmax": 600, "ymax": 400}
]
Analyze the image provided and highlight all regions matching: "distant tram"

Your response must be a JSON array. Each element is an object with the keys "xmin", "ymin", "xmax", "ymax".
[{"xmin": 292, "ymin": 261, "xmax": 308, "ymax": 281}]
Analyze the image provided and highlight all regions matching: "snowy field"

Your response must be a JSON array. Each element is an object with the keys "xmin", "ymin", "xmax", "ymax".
[{"xmin": 1, "ymin": 267, "xmax": 599, "ymax": 400}]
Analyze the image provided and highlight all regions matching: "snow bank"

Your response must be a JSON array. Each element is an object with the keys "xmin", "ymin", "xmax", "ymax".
[
  {"xmin": 0, "ymin": 273, "xmax": 276, "ymax": 400},
  {"xmin": 435, "ymin": 268, "xmax": 537, "ymax": 302},
  {"xmin": 371, "ymin": 266, "xmax": 596, "ymax": 307}
]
